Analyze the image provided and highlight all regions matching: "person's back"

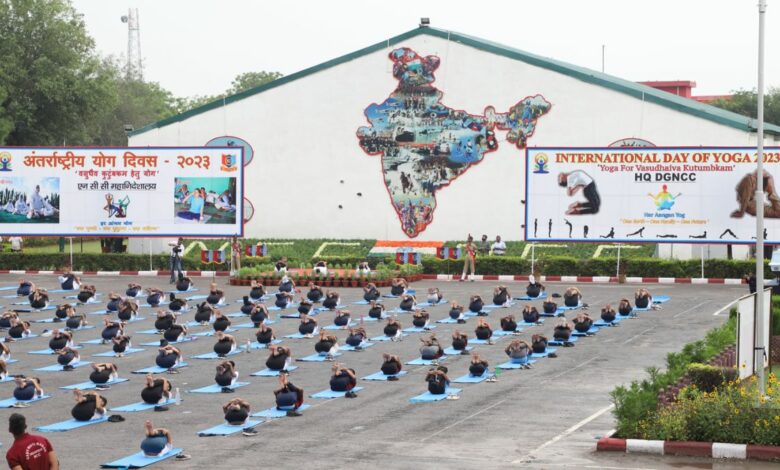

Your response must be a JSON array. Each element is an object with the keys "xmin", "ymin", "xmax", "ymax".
[{"xmin": 6, "ymin": 413, "xmax": 58, "ymax": 470}]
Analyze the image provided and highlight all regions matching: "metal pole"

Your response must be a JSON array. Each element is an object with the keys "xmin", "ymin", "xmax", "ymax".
[
  {"xmin": 601, "ymin": 44, "xmax": 605, "ymax": 73},
  {"xmin": 755, "ymin": 0, "xmax": 767, "ymax": 395},
  {"xmin": 149, "ymin": 238, "xmax": 153, "ymax": 271},
  {"xmin": 530, "ymin": 242, "xmax": 536, "ymax": 275},
  {"xmin": 701, "ymin": 245, "xmax": 705, "ymax": 279},
  {"xmin": 69, "ymin": 237, "xmax": 73, "ymax": 268},
  {"xmin": 616, "ymin": 244, "xmax": 621, "ymax": 278}
]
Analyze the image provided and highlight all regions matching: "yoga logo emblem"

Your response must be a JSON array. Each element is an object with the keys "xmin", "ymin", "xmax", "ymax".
[
  {"xmin": 533, "ymin": 153, "xmax": 549, "ymax": 174},
  {"xmin": 0, "ymin": 152, "xmax": 11, "ymax": 172},
  {"xmin": 648, "ymin": 184, "xmax": 680, "ymax": 211},
  {"xmin": 220, "ymin": 153, "xmax": 238, "ymax": 172},
  {"xmin": 103, "ymin": 193, "xmax": 130, "ymax": 218}
]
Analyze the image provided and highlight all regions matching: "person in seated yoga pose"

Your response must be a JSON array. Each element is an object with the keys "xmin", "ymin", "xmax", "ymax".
[
  {"xmin": 1, "ymin": 311, "xmax": 19, "ymax": 330},
  {"xmin": 526, "ymin": 275, "xmax": 545, "ymax": 298},
  {"xmin": 141, "ymin": 374, "xmax": 172, "ymax": 405},
  {"xmin": 543, "ymin": 299, "xmax": 558, "ymax": 315},
  {"xmin": 215, "ymin": 360, "xmax": 239, "ymax": 389},
  {"xmin": 553, "ymin": 317, "xmax": 573, "ymax": 342},
  {"xmin": 274, "ymin": 291, "xmax": 294, "ymax": 309},
  {"xmin": 448, "ymin": 301, "xmax": 466, "ymax": 323},
  {"xmin": 505, "ymin": 339, "xmax": 532, "ymax": 367},
  {"xmin": 112, "ymin": 334, "xmax": 132, "ymax": 357},
  {"xmin": 48, "ymin": 329, "xmax": 73, "ymax": 351},
  {"xmin": 601, "ymin": 304, "xmax": 617, "ymax": 323},
  {"xmin": 321, "ymin": 290, "xmax": 340, "ymax": 310},
  {"xmin": 419, "ymin": 334, "xmax": 444, "ymax": 361},
  {"xmin": 390, "ymin": 277, "xmax": 408, "ymax": 297},
  {"xmin": 380, "ymin": 353, "xmax": 403, "ymax": 379},
  {"xmin": 313, "ymin": 331, "xmax": 339, "ymax": 359},
  {"xmin": 266, "ymin": 345, "xmax": 292, "ymax": 372},
  {"xmin": 212, "ymin": 310, "xmax": 231, "ymax": 333},
  {"xmin": 168, "ymin": 293, "xmax": 188, "ymax": 313},
  {"xmin": 469, "ymin": 352, "xmax": 490, "ymax": 376},
  {"xmin": 56, "ymin": 346, "xmax": 80, "ymax": 369},
  {"xmin": 274, "ymin": 373, "xmax": 304, "ymax": 416},
  {"xmin": 0, "ymin": 341, "xmax": 10, "ymax": 362},
  {"xmin": 426, "ymin": 287, "xmax": 443, "ymax": 304},
  {"xmin": 141, "ymin": 420, "xmax": 174, "ymax": 457},
  {"xmin": 492, "ymin": 285, "xmax": 512, "ymax": 307},
  {"xmin": 89, "ymin": 363, "xmax": 118, "ymax": 385},
  {"xmin": 255, "ymin": 323, "xmax": 276, "ymax": 345},
  {"xmin": 58, "ymin": 271, "xmax": 81, "ymax": 291},
  {"xmin": 156, "ymin": 345, "xmax": 182, "ymax": 372},
  {"xmin": 297, "ymin": 297, "xmax": 313, "ymax": 316},
  {"xmin": 425, "ymin": 366, "xmax": 451, "ymax": 395},
  {"xmin": 333, "ymin": 309, "xmax": 351, "ymax": 328},
  {"xmin": 306, "ymin": 282, "xmax": 323, "ymax": 302},
  {"xmin": 357, "ymin": 260, "xmax": 371, "ymax": 275},
  {"xmin": 399, "ymin": 293, "xmax": 416, "ymax": 312},
  {"xmin": 500, "ymin": 314, "xmax": 518, "ymax": 333},
  {"xmin": 618, "ymin": 298, "xmax": 633, "ymax": 316},
  {"xmin": 563, "ymin": 287, "xmax": 582, "ymax": 307},
  {"xmin": 249, "ymin": 280, "xmax": 266, "ymax": 300},
  {"xmin": 16, "ymin": 279, "xmax": 34, "ymax": 297},
  {"xmin": 298, "ymin": 314, "xmax": 318, "ymax": 337},
  {"xmin": 572, "ymin": 312, "xmax": 594, "ymax": 333},
  {"xmin": 278, "ymin": 275, "xmax": 294, "ymax": 294},
  {"xmin": 383, "ymin": 317, "xmax": 402, "ymax": 341},
  {"xmin": 451, "ymin": 330, "xmax": 469, "ymax": 353},
  {"xmin": 105, "ymin": 292, "xmax": 122, "ymax": 312},
  {"xmin": 8, "ymin": 318, "xmax": 32, "ymax": 339},
  {"xmin": 412, "ymin": 309, "xmax": 430, "ymax": 329},
  {"xmin": 126, "ymin": 283, "xmax": 142, "ymax": 298},
  {"xmin": 0, "ymin": 360, "xmax": 7, "ymax": 382},
  {"xmin": 54, "ymin": 303, "xmax": 75, "ymax": 322},
  {"xmin": 213, "ymin": 331, "xmax": 237, "ymax": 357},
  {"xmin": 468, "ymin": 295, "xmax": 484, "ymax": 315},
  {"xmin": 163, "ymin": 323, "xmax": 187, "ymax": 343},
  {"xmin": 146, "ymin": 287, "xmax": 164, "ymax": 307},
  {"xmin": 206, "ymin": 283, "xmax": 225, "ymax": 306},
  {"xmin": 329, "ymin": 364, "xmax": 357, "ymax": 397},
  {"xmin": 116, "ymin": 299, "xmax": 139, "ymax": 322},
  {"xmin": 531, "ymin": 334, "xmax": 548, "ymax": 354},
  {"xmin": 474, "ymin": 318, "xmax": 493, "ymax": 342},
  {"xmin": 13, "ymin": 376, "xmax": 44, "ymax": 401},
  {"xmin": 70, "ymin": 389, "xmax": 107, "ymax": 421},
  {"xmin": 345, "ymin": 326, "xmax": 368, "ymax": 349},
  {"xmin": 274, "ymin": 257, "xmax": 288, "ymax": 273},
  {"xmin": 223, "ymin": 398, "xmax": 251, "ymax": 425},
  {"xmin": 635, "ymin": 288, "xmax": 652, "ymax": 309},
  {"xmin": 175, "ymin": 273, "xmax": 193, "ymax": 292},
  {"xmin": 522, "ymin": 304, "xmax": 541, "ymax": 324},
  {"xmin": 312, "ymin": 260, "xmax": 328, "ymax": 276},
  {"xmin": 239, "ymin": 296, "xmax": 259, "ymax": 316},
  {"xmin": 64, "ymin": 309, "xmax": 87, "ymax": 330},
  {"xmin": 76, "ymin": 285, "xmax": 97, "ymax": 304},
  {"xmin": 368, "ymin": 300, "xmax": 386, "ymax": 319},
  {"xmin": 194, "ymin": 302, "xmax": 215, "ymax": 325},
  {"xmin": 28, "ymin": 288, "xmax": 49, "ymax": 310},
  {"xmin": 363, "ymin": 283, "xmax": 380, "ymax": 302},
  {"xmin": 154, "ymin": 310, "xmax": 177, "ymax": 332}
]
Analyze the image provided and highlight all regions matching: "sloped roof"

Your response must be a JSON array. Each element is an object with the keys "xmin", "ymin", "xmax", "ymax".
[{"xmin": 129, "ymin": 27, "xmax": 780, "ymax": 137}]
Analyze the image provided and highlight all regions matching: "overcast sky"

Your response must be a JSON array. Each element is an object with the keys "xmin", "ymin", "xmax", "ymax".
[{"xmin": 72, "ymin": 0, "xmax": 778, "ymax": 98}]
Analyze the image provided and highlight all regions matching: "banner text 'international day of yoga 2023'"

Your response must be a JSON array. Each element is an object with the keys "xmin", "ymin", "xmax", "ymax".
[
  {"xmin": 0, "ymin": 147, "xmax": 243, "ymax": 237},
  {"xmin": 525, "ymin": 147, "xmax": 780, "ymax": 244}
]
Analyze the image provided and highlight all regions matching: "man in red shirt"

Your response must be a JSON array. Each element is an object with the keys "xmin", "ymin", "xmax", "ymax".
[{"xmin": 6, "ymin": 414, "xmax": 59, "ymax": 470}]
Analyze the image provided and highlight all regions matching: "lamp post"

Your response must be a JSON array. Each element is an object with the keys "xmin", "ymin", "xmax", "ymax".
[{"xmin": 755, "ymin": 0, "xmax": 767, "ymax": 395}]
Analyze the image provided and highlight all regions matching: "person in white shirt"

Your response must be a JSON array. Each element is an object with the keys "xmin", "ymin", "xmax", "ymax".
[
  {"xmin": 14, "ymin": 198, "xmax": 27, "ymax": 215},
  {"xmin": 490, "ymin": 235, "xmax": 506, "ymax": 255},
  {"xmin": 9, "ymin": 237, "xmax": 22, "ymax": 252},
  {"xmin": 28, "ymin": 185, "xmax": 45, "ymax": 218},
  {"xmin": 558, "ymin": 170, "xmax": 601, "ymax": 215}
]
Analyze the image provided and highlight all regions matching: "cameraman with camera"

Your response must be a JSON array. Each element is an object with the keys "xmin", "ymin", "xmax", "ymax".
[{"xmin": 169, "ymin": 238, "xmax": 184, "ymax": 283}]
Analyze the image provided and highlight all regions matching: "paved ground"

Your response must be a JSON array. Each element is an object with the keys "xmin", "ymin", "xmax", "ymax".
[{"xmin": 0, "ymin": 275, "xmax": 757, "ymax": 469}]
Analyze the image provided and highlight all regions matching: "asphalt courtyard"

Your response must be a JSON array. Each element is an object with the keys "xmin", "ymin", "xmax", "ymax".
[{"xmin": 0, "ymin": 275, "xmax": 768, "ymax": 469}]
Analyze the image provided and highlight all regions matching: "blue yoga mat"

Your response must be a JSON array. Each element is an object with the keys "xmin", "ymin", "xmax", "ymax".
[
  {"xmin": 387, "ymin": 308, "xmax": 418, "ymax": 314},
  {"xmin": 572, "ymin": 326, "xmax": 600, "ymax": 336},
  {"xmin": 232, "ymin": 322, "xmax": 259, "ymax": 329},
  {"xmin": 66, "ymin": 325, "xmax": 96, "ymax": 331},
  {"xmin": 101, "ymin": 449, "xmax": 183, "ymax": 468},
  {"xmin": 185, "ymin": 319, "xmax": 214, "ymax": 327},
  {"xmin": 353, "ymin": 299, "xmax": 382, "ymax": 305},
  {"xmin": 516, "ymin": 292, "xmax": 548, "ymax": 301},
  {"xmin": 93, "ymin": 348, "xmax": 145, "ymax": 357},
  {"xmin": 192, "ymin": 350, "xmax": 240, "ymax": 360},
  {"xmin": 29, "ymin": 347, "xmax": 81, "ymax": 355},
  {"xmin": 415, "ymin": 300, "xmax": 447, "ymax": 308},
  {"xmin": 86, "ymin": 310, "xmax": 110, "ymax": 316},
  {"xmin": 653, "ymin": 295, "xmax": 671, "ymax": 304},
  {"xmin": 314, "ymin": 304, "xmax": 347, "ymax": 312},
  {"xmin": 34, "ymin": 361, "xmax": 92, "ymax": 372},
  {"xmin": 531, "ymin": 348, "xmax": 558, "ymax": 358},
  {"xmin": 436, "ymin": 318, "xmax": 462, "ymax": 324},
  {"xmin": 410, "ymin": 388, "xmax": 462, "ymax": 403},
  {"xmin": 135, "ymin": 329, "xmax": 162, "ymax": 335},
  {"xmin": 80, "ymin": 338, "xmax": 108, "ymax": 345},
  {"xmin": 0, "ymin": 358, "xmax": 17, "ymax": 364},
  {"xmin": 453, "ymin": 372, "xmax": 490, "ymax": 383},
  {"xmin": 493, "ymin": 329, "xmax": 523, "ymax": 337},
  {"xmin": 189, "ymin": 382, "xmax": 249, "ymax": 394},
  {"xmin": 132, "ymin": 363, "xmax": 188, "ymax": 374},
  {"xmin": 469, "ymin": 337, "xmax": 499, "ymax": 345},
  {"xmin": 169, "ymin": 287, "xmax": 198, "ymax": 293},
  {"xmin": 0, "ymin": 286, "xmax": 18, "ymax": 291},
  {"xmin": 362, "ymin": 371, "xmax": 407, "ymax": 381},
  {"xmin": 0, "ymin": 376, "xmax": 14, "ymax": 383},
  {"xmin": 110, "ymin": 398, "xmax": 176, "ymax": 412},
  {"xmin": 406, "ymin": 357, "xmax": 446, "ymax": 366},
  {"xmin": 36, "ymin": 416, "xmax": 108, "ymax": 432},
  {"xmin": 65, "ymin": 293, "xmax": 103, "ymax": 299},
  {"xmin": 31, "ymin": 318, "xmax": 58, "ymax": 323},
  {"xmin": 139, "ymin": 337, "xmax": 194, "ymax": 346},
  {"xmin": 310, "ymin": 387, "xmax": 364, "ymax": 399},
  {"xmin": 226, "ymin": 312, "xmax": 248, "ymax": 318},
  {"xmin": 191, "ymin": 328, "xmax": 236, "ymax": 337},
  {"xmin": 241, "ymin": 340, "xmax": 282, "ymax": 351},
  {"xmin": 558, "ymin": 304, "xmax": 582, "ymax": 311},
  {"xmin": 186, "ymin": 294, "xmax": 209, "ymax": 301},
  {"xmin": 0, "ymin": 395, "xmax": 51, "ymax": 408},
  {"xmin": 283, "ymin": 330, "xmax": 320, "ymax": 339},
  {"xmin": 340, "ymin": 342, "xmax": 374, "ymax": 351},
  {"xmin": 1, "ymin": 294, "xmax": 19, "ymax": 298},
  {"xmin": 297, "ymin": 353, "xmax": 342, "ymax": 362},
  {"xmin": 549, "ymin": 336, "xmax": 579, "ymax": 346},
  {"xmin": 484, "ymin": 302, "xmax": 515, "ymax": 309},
  {"xmin": 370, "ymin": 334, "xmax": 407, "ymax": 342},
  {"xmin": 402, "ymin": 325, "xmax": 436, "ymax": 333},
  {"xmin": 252, "ymin": 404, "xmax": 311, "ymax": 418},
  {"xmin": 48, "ymin": 288, "xmax": 74, "ymax": 293},
  {"xmin": 519, "ymin": 320, "xmax": 545, "ymax": 327},
  {"xmin": 60, "ymin": 378, "xmax": 129, "ymax": 390},
  {"xmin": 323, "ymin": 322, "xmax": 356, "ymax": 330},
  {"xmin": 633, "ymin": 305, "xmax": 653, "ymax": 312},
  {"xmin": 497, "ymin": 359, "xmax": 538, "ymax": 369},
  {"xmin": 1, "ymin": 334, "xmax": 38, "ymax": 343},
  {"xmin": 267, "ymin": 303, "xmax": 299, "ymax": 311},
  {"xmin": 443, "ymin": 346, "xmax": 473, "ymax": 355},
  {"xmin": 250, "ymin": 366, "xmax": 298, "ymax": 377},
  {"xmin": 360, "ymin": 315, "xmax": 387, "ymax": 322},
  {"xmin": 138, "ymin": 301, "xmax": 170, "ymax": 308},
  {"xmin": 198, "ymin": 420, "xmax": 262, "ymax": 436}
]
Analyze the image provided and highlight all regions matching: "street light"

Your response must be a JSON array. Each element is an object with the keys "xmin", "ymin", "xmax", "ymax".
[{"xmin": 755, "ymin": 0, "xmax": 767, "ymax": 396}]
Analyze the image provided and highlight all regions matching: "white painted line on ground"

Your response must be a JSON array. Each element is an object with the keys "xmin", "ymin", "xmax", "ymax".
[
  {"xmin": 511, "ymin": 403, "xmax": 615, "ymax": 464},
  {"xmin": 672, "ymin": 300, "xmax": 709, "ymax": 319},
  {"xmin": 622, "ymin": 327, "xmax": 654, "ymax": 345}
]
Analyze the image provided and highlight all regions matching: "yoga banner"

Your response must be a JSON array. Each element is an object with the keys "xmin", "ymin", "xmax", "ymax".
[
  {"xmin": 0, "ymin": 147, "xmax": 243, "ymax": 237},
  {"xmin": 525, "ymin": 146, "xmax": 780, "ymax": 244}
]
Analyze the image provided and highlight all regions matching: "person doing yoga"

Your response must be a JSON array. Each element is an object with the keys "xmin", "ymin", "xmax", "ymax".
[
  {"xmin": 215, "ymin": 360, "xmax": 240, "ymax": 389},
  {"xmin": 28, "ymin": 288, "xmax": 49, "ymax": 310},
  {"xmin": 505, "ymin": 339, "xmax": 532, "ymax": 367},
  {"xmin": 223, "ymin": 398, "xmax": 251, "ymax": 425},
  {"xmin": 154, "ymin": 310, "xmax": 176, "ymax": 332},
  {"xmin": 116, "ymin": 299, "xmax": 139, "ymax": 322},
  {"xmin": 89, "ymin": 363, "xmax": 118, "ymax": 386},
  {"xmin": 213, "ymin": 331, "xmax": 237, "ymax": 357},
  {"xmin": 426, "ymin": 287, "xmax": 443, "ymax": 304},
  {"xmin": 249, "ymin": 280, "xmax": 266, "ymax": 300},
  {"xmin": 383, "ymin": 317, "xmax": 403, "ymax": 341},
  {"xmin": 298, "ymin": 314, "xmax": 318, "ymax": 337},
  {"xmin": 635, "ymin": 288, "xmax": 652, "ymax": 309},
  {"xmin": 126, "ymin": 283, "xmax": 142, "ymax": 298},
  {"xmin": 368, "ymin": 300, "xmax": 386, "ymax": 320},
  {"xmin": 601, "ymin": 304, "xmax": 617, "ymax": 323},
  {"xmin": 412, "ymin": 309, "xmax": 430, "ymax": 329},
  {"xmin": 266, "ymin": 345, "xmax": 292, "ymax": 372},
  {"xmin": 522, "ymin": 304, "xmax": 541, "ymax": 323},
  {"xmin": 419, "ymin": 334, "xmax": 444, "ymax": 361},
  {"xmin": 175, "ymin": 273, "xmax": 193, "ymax": 293},
  {"xmin": 274, "ymin": 373, "xmax": 304, "ymax": 416},
  {"xmin": 332, "ymin": 309, "xmax": 351, "ymax": 328},
  {"xmin": 500, "ymin": 314, "xmax": 518, "ymax": 333},
  {"xmin": 155, "ymin": 345, "xmax": 182, "ymax": 372},
  {"xmin": 106, "ymin": 292, "xmax": 122, "ymax": 312},
  {"xmin": 390, "ymin": 278, "xmax": 408, "ymax": 296},
  {"xmin": 468, "ymin": 295, "xmax": 484, "ymax": 315},
  {"xmin": 618, "ymin": 298, "xmax": 633, "ymax": 316},
  {"xmin": 558, "ymin": 170, "xmax": 601, "ymax": 215},
  {"xmin": 345, "ymin": 326, "xmax": 368, "ymax": 349},
  {"xmin": 274, "ymin": 257, "xmax": 288, "ymax": 273},
  {"xmin": 363, "ymin": 283, "xmax": 380, "ymax": 302},
  {"xmin": 141, "ymin": 374, "xmax": 172, "ymax": 405},
  {"xmin": 16, "ymin": 279, "xmax": 34, "ymax": 297},
  {"xmin": 306, "ymin": 282, "xmax": 323, "ymax": 302},
  {"xmin": 329, "ymin": 364, "xmax": 358, "ymax": 397},
  {"xmin": 255, "ymin": 323, "xmax": 276, "ymax": 345},
  {"xmin": 70, "ymin": 389, "xmax": 107, "ymax": 421},
  {"xmin": 163, "ymin": 323, "xmax": 187, "ymax": 343},
  {"xmin": 313, "ymin": 331, "xmax": 339, "ymax": 359},
  {"xmin": 212, "ymin": 310, "xmax": 231, "ymax": 333},
  {"xmin": 492, "ymin": 285, "xmax": 511, "ymax": 307},
  {"xmin": 425, "ymin": 366, "xmax": 451, "ymax": 395},
  {"xmin": 380, "ymin": 353, "xmax": 403, "ymax": 379},
  {"xmin": 474, "ymin": 317, "xmax": 493, "ymax": 343},
  {"xmin": 448, "ymin": 301, "xmax": 466, "ymax": 323},
  {"xmin": 8, "ymin": 318, "xmax": 32, "ymax": 339},
  {"xmin": 76, "ymin": 285, "xmax": 97, "ymax": 304},
  {"xmin": 13, "ymin": 376, "xmax": 44, "ymax": 401},
  {"xmin": 58, "ymin": 271, "xmax": 81, "ymax": 291},
  {"xmin": 168, "ymin": 292, "xmax": 188, "ymax": 313},
  {"xmin": 112, "ymin": 334, "xmax": 132, "ymax": 357},
  {"xmin": 145, "ymin": 288, "xmax": 165, "ymax": 307},
  {"xmin": 278, "ymin": 275, "xmax": 294, "ymax": 294},
  {"xmin": 531, "ymin": 334, "xmax": 548, "ymax": 354},
  {"xmin": 206, "ymin": 283, "xmax": 225, "ymax": 306},
  {"xmin": 194, "ymin": 302, "xmax": 215, "ymax": 325},
  {"xmin": 451, "ymin": 330, "xmax": 469, "ymax": 353},
  {"xmin": 553, "ymin": 317, "xmax": 573, "ymax": 342},
  {"xmin": 526, "ymin": 275, "xmax": 545, "ymax": 298},
  {"xmin": 572, "ymin": 312, "xmax": 593, "ymax": 333},
  {"xmin": 469, "ymin": 352, "xmax": 490, "ymax": 377},
  {"xmin": 399, "ymin": 293, "xmax": 416, "ymax": 312},
  {"xmin": 56, "ymin": 347, "xmax": 80, "ymax": 370},
  {"xmin": 321, "ymin": 290, "xmax": 340, "ymax": 310},
  {"xmin": 563, "ymin": 287, "xmax": 582, "ymax": 308},
  {"xmin": 48, "ymin": 329, "xmax": 73, "ymax": 351},
  {"xmin": 140, "ymin": 420, "xmax": 174, "ymax": 457},
  {"xmin": 297, "ymin": 298, "xmax": 313, "ymax": 316}
]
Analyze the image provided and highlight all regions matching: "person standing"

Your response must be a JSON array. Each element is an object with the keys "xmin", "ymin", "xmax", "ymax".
[
  {"xmin": 460, "ymin": 235, "xmax": 476, "ymax": 282},
  {"xmin": 230, "ymin": 237, "xmax": 242, "ymax": 275},
  {"xmin": 6, "ymin": 413, "xmax": 59, "ymax": 470},
  {"xmin": 9, "ymin": 237, "xmax": 23, "ymax": 253},
  {"xmin": 490, "ymin": 235, "xmax": 506, "ymax": 255},
  {"xmin": 477, "ymin": 234, "xmax": 490, "ymax": 255},
  {"xmin": 746, "ymin": 272, "xmax": 757, "ymax": 294},
  {"xmin": 168, "ymin": 238, "xmax": 184, "ymax": 284}
]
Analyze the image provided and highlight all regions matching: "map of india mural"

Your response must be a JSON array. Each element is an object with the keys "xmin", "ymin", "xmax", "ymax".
[{"xmin": 357, "ymin": 47, "xmax": 552, "ymax": 237}]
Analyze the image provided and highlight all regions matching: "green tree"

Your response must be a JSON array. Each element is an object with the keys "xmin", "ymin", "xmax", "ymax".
[
  {"xmin": 709, "ymin": 88, "xmax": 780, "ymax": 127},
  {"xmin": 180, "ymin": 70, "xmax": 283, "ymax": 112},
  {"xmin": 0, "ymin": 0, "xmax": 115, "ymax": 145}
]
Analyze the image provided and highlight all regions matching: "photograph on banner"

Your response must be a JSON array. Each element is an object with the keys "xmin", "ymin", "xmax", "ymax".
[
  {"xmin": 525, "ymin": 147, "xmax": 780, "ymax": 244},
  {"xmin": 0, "ymin": 176, "xmax": 60, "ymax": 223},
  {"xmin": 174, "ymin": 177, "xmax": 237, "ymax": 225},
  {"xmin": 0, "ymin": 147, "xmax": 243, "ymax": 237}
]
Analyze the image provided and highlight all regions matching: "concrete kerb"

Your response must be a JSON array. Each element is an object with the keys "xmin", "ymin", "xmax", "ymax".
[{"xmin": 597, "ymin": 437, "xmax": 780, "ymax": 462}]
